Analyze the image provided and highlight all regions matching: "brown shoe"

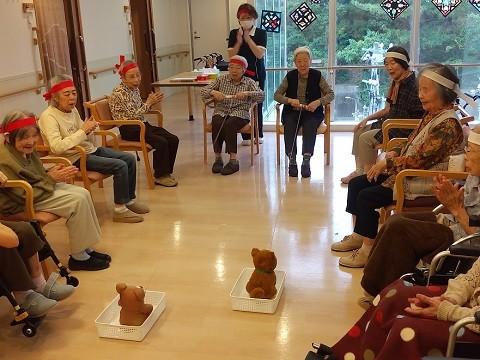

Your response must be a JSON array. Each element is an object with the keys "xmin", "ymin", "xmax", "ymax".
[
  {"xmin": 113, "ymin": 209, "xmax": 143, "ymax": 223},
  {"xmin": 126, "ymin": 201, "xmax": 150, "ymax": 214},
  {"xmin": 155, "ymin": 176, "xmax": 178, "ymax": 187}
]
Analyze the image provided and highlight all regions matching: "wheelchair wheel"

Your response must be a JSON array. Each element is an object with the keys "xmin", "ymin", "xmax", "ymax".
[
  {"xmin": 66, "ymin": 276, "xmax": 79, "ymax": 287},
  {"xmin": 22, "ymin": 325, "xmax": 36, "ymax": 337}
]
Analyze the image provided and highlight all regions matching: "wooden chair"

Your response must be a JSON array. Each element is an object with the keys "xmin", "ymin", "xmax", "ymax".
[
  {"xmin": 84, "ymin": 96, "xmax": 158, "ymax": 189},
  {"xmin": 202, "ymin": 99, "xmax": 259, "ymax": 165},
  {"xmin": 378, "ymin": 105, "xmax": 474, "ymax": 223},
  {"xmin": 36, "ymin": 136, "xmax": 110, "ymax": 194},
  {"xmin": 275, "ymin": 103, "xmax": 331, "ymax": 166}
]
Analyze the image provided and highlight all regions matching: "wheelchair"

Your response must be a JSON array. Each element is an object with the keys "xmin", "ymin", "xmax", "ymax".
[
  {"xmin": 0, "ymin": 220, "xmax": 79, "ymax": 337},
  {"xmin": 305, "ymin": 231, "xmax": 480, "ymax": 360}
]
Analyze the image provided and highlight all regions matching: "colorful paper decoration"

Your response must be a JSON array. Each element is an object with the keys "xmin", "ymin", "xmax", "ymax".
[
  {"xmin": 310, "ymin": 0, "xmax": 322, "ymax": 3},
  {"xmin": 469, "ymin": 0, "xmax": 480, "ymax": 12},
  {"xmin": 380, "ymin": 0, "xmax": 410, "ymax": 20},
  {"xmin": 431, "ymin": 0, "xmax": 462, "ymax": 17},
  {"xmin": 261, "ymin": 10, "xmax": 282, "ymax": 33},
  {"xmin": 289, "ymin": 2, "xmax": 317, "ymax": 31}
]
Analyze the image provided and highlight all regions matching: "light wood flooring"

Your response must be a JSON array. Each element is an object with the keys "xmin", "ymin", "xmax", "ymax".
[{"xmin": 0, "ymin": 90, "xmax": 365, "ymax": 360}]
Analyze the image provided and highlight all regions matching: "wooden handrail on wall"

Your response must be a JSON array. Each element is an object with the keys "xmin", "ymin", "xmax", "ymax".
[
  {"xmin": 0, "ymin": 84, "xmax": 45, "ymax": 99},
  {"xmin": 156, "ymin": 51, "xmax": 189, "ymax": 61},
  {"xmin": 89, "ymin": 66, "xmax": 116, "ymax": 79}
]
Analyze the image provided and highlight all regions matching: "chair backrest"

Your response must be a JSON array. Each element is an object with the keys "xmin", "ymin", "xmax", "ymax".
[{"xmin": 85, "ymin": 96, "xmax": 116, "ymax": 130}]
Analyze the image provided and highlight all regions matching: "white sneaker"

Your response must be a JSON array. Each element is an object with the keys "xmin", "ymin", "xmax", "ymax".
[
  {"xmin": 255, "ymin": 138, "xmax": 264, "ymax": 144},
  {"xmin": 331, "ymin": 234, "xmax": 363, "ymax": 252},
  {"xmin": 339, "ymin": 247, "xmax": 370, "ymax": 268},
  {"xmin": 241, "ymin": 140, "xmax": 251, "ymax": 146}
]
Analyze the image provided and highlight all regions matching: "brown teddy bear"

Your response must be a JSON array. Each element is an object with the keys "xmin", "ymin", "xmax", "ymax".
[
  {"xmin": 116, "ymin": 283, "xmax": 153, "ymax": 326},
  {"xmin": 246, "ymin": 248, "xmax": 277, "ymax": 299}
]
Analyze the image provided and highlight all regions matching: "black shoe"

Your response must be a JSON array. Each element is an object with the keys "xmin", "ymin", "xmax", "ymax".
[
  {"xmin": 88, "ymin": 251, "xmax": 111, "ymax": 262},
  {"xmin": 68, "ymin": 256, "xmax": 110, "ymax": 271},
  {"xmin": 221, "ymin": 160, "xmax": 239, "ymax": 175},
  {"xmin": 212, "ymin": 159, "xmax": 224, "ymax": 174},
  {"xmin": 288, "ymin": 163, "xmax": 298, "ymax": 177},
  {"xmin": 301, "ymin": 163, "xmax": 311, "ymax": 178}
]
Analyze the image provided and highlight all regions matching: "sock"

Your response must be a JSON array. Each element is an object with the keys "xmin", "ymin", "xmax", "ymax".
[
  {"xmin": 114, "ymin": 205, "xmax": 128, "ymax": 213},
  {"xmin": 302, "ymin": 154, "xmax": 311, "ymax": 165},
  {"xmin": 360, "ymin": 243, "xmax": 373, "ymax": 255},
  {"xmin": 126, "ymin": 200, "xmax": 135, "ymax": 206},
  {"xmin": 86, "ymin": 248, "xmax": 94, "ymax": 254},
  {"xmin": 13, "ymin": 289, "xmax": 34, "ymax": 303},
  {"xmin": 31, "ymin": 276, "xmax": 47, "ymax": 292},
  {"xmin": 289, "ymin": 156, "xmax": 297, "ymax": 166},
  {"xmin": 71, "ymin": 250, "xmax": 91, "ymax": 261}
]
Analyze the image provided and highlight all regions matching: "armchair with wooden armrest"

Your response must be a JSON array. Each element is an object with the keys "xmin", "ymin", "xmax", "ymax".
[
  {"xmin": 275, "ymin": 103, "xmax": 331, "ymax": 166},
  {"xmin": 202, "ymin": 99, "xmax": 259, "ymax": 165},
  {"xmin": 380, "ymin": 169, "xmax": 469, "ymax": 223},
  {"xmin": 84, "ymin": 96, "xmax": 155, "ymax": 189},
  {"xmin": 36, "ymin": 141, "xmax": 111, "ymax": 194}
]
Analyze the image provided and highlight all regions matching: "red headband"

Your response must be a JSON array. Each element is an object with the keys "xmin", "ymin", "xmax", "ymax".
[
  {"xmin": 43, "ymin": 80, "xmax": 75, "ymax": 101},
  {"xmin": 1, "ymin": 117, "xmax": 37, "ymax": 134},
  {"xmin": 115, "ymin": 55, "xmax": 138, "ymax": 76},
  {"xmin": 230, "ymin": 58, "xmax": 247, "ymax": 69}
]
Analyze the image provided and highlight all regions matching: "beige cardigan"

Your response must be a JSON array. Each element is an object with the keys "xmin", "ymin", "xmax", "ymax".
[{"xmin": 438, "ymin": 258, "xmax": 480, "ymax": 333}]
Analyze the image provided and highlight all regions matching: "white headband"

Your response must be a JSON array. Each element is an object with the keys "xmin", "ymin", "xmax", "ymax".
[
  {"xmin": 422, "ymin": 69, "xmax": 478, "ymax": 109},
  {"xmin": 384, "ymin": 52, "xmax": 409, "ymax": 63},
  {"xmin": 468, "ymin": 131, "xmax": 480, "ymax": 146}
]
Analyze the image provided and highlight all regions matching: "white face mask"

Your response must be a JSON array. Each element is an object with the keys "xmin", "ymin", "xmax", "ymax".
[{"xmin": 239, "ymin": 20, "xmax": 255, "ymax": 30}]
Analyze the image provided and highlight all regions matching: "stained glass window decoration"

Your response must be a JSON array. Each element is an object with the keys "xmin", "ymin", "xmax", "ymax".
[
  {"xmin": 431, "ymin": 0, "xmax": 462, "ymax": 17},
  {"xmin": 310, "ymin": 0, "xmax": 322, "ymax": 4},
  {"xmin": 289, "ymin": 2, "xmax": 317, "ymax": 31},
  {"xmin": 261, "ymin": 10, "xmax": 282, "ymax": 33},
  {"xmin": 380, "ymin": 0, "xmax": 410, "ymax": 20},
  {"xmin": 469, "ymin": 0, "xmax": 480, "ymax": 12}
]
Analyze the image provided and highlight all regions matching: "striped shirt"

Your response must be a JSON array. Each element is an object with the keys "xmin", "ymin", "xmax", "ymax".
[{"xmin": 200, "ymin": 74, "xmax": 264, "ymax": 120}]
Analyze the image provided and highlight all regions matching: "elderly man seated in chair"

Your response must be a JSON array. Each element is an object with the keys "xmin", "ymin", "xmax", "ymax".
[{"xmin": 200, "ymin": 55, "xmax": 264, "ymax": 176}]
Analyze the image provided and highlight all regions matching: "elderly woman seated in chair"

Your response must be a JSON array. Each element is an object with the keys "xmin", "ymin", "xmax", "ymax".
[
  {"xmin": 200, "ymin": 55, "xmax": 264, "ymax": 176},
  {"xmin": 0, "ymin": 219, "xmax": 74, "ymax": 317},
  {"xmin": 38, "ymin": 75, "xmax": 149, "ymax": 223},
  {"xmin": 331, "ymin": 63, "xmax": 466, "ymax": 268},
  {"xmin": 359, "ymin": 127, "xmax": 480, "ymax": 307},
  {"xmin": 108, "ymin": 57, "xmax": 179, "ymax": 187},
  {"xmin": 0, "ymin": 112, "xmax": 110, "ymax": 271},
  {"xmin": 274, "ymin": 46, "xmax": 334, "ymax": 178},
  {"xmin": 313, "ymin": 257, "xmax": 480, "ymax": 360}
]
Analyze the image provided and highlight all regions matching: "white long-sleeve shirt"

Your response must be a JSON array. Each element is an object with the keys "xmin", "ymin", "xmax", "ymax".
[{"xmin": 38, "ymin": 106, "xmax": 96, "ymax": 164}]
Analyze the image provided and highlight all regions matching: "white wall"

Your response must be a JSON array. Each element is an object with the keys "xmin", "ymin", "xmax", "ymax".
[
  {"xmin": 0, "ymin": 0, "xmax": 46, "ymax": 118},
  {"xmin": 80, "ymin": 0, "xmax": 132, "ymax": 99},
  {"xmin": 152, "ymin": 0, "xmax": 191, "ymax": 96}
]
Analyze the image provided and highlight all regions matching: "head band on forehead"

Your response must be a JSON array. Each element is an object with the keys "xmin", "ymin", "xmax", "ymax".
[
  {"xmin": 384, "ymin": 51, "xmax": 408, "ymax": 63},
  {"xmin": 1, "ymin": 117, "xmax": 37, "ymax": 134},
  {"xmin": 43, "ymin": 80, "xmax": 75, "ymax": 101},
  {"xmin": 468, "ymin": 131, "xmax": 480, "ymax": 146},
  {"xmin": 230, "ymin": 58, "xmax": 247, "ymax": 69},
  {"xmin": 238, "ymin": 9, "xmax": 251, "ymax": 17},
  {"xmin": 115, "ymin": 55, "xmax": 138, "ymax": 76},
  {"xmin": 422, "ymin": 69, "xmax": 478, "ymax": 109}
]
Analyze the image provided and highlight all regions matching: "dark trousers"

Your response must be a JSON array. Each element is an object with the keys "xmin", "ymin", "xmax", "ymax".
[
  {"xmin": 78, "ymin": 147, "xmax": 136, "ymax": 204},
  {"xmin": 212, "ymin": 115, "xmax": 249, "ymax": 154},
  {"xmin": 0, "ymin": 221, "xmax": 44, "ymax": 291},
  {"xmin": 120, "ymin": 122, "xmax": 179, "ymax": 178},
  {"xmin": 282, "ymin": 110, "xmax": 323, "ymax": 157},
  {"xmin": 346, "ymin": 174, "xmax": 393, "ymax": 239},
  {"xmin": 242, "ymin": 76, "xmax": 264, "ymax": 140},
  {"xmin": 361, "ymin": 212, "xmax": 454, "ymax": 296}
]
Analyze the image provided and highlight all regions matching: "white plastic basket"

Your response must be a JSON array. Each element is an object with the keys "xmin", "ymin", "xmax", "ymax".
[
  {"xmin": 95, "ymin": 290, "xmax": 166, "ymax": 341},
  {"xmin": 229, "ymin": 268, "xmax": 286, "ymax": 314}
]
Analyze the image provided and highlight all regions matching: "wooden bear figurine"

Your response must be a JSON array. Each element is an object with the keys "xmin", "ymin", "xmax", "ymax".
[
  {"xmin": 116, "ymin": 283, "xmax": 153, "ymax": 326},
  {"xmin": 246, "ymin": 248, "xmax": 277, "ymax": 299}
]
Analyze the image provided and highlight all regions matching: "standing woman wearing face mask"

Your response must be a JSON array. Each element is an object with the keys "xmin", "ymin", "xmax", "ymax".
[{"xmin": 228, "ymin": 3, "xmax": 267, "ymax": 146}]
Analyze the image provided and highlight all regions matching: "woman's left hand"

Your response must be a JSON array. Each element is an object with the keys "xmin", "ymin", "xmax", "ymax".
[
  {"xmin": 433, "ymin": 174, "xmax": 464, "ymax": 214},
  {"xmin": 366, "ymin": 159, "xmax": 387, "ymax": 182},
  {"xmin": 306, "ymin": 100, "xmax": 320, "ymax": 112},
  {"xmin": 235, "ymin": 91, "xmax": 249, "ymax": 100},
  {"xmin": 404, "ymin": 294, "xmax": 442, "ymax": 319}
]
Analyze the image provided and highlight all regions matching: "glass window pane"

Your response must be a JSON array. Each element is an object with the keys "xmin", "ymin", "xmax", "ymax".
[{"xmin": 336, "ymin": 0, "xmax": 411, "ymax": 66}]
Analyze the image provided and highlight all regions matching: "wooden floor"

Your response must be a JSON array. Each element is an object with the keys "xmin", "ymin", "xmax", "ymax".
[{"xmin": 0, "ymin": 90, "xmax": 365, "ymax": 360}]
